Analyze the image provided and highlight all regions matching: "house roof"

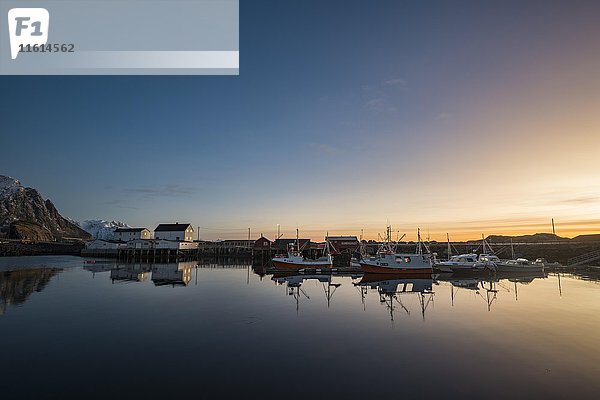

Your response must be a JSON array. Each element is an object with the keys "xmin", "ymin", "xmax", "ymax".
[
  {"xmin": 326, "ymin": 236, "xmax": 358, "ymax": 241},
  {"xmin": 154, "ymin": 223, "xmax": 192, "ymax": 232},
  {"xmin": 114, "ymin": 227, "xmax": 148, "ymax": 233},
  {"xmin": 273, "ymin": 238, "xmax": 311, "ymax": 246}
]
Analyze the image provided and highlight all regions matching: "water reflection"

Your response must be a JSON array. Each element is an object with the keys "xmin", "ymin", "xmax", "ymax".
[
  {"xmin": 111, "ymin": 264, "xmax": 152, "ymax": 283},
  {"xmin": 0, "ymin": 267, "xmax": 61, "ymax": 314},
  {"xmin": 151, "ymin": 262, "xmax": 194, "ymax": 286},
  {"xmin": 356, "ymin": 273, "xmax": 435, "ymax": 320},
  {"xmin": 272, "ymin": 273, "xmax": 341, "ymax": 310},
  {"xmin": 0, "ymin": 256, "xmax": 599, "ymax": 399},
  {"xmin": 435, "ymin": 271, "xmax": 548, "ymax": 310}
]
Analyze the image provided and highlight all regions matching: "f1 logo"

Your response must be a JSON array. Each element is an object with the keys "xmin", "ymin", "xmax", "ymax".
[{"xmin": 8, "ymin": 8, "xmax": 49, "ymax": 60}]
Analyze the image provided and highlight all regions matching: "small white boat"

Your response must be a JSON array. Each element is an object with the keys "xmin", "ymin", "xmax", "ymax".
[
  {"xmin": 272, "ymin": 229, "xmax": 333, "ymax": 270},
  {"xmin": 495, "ymin": 258, "xmax": 544, "ymax": 272},
  {"xmin": 435, "ymin": 253, "xmax": 495, "ymax": 272},
  {"xmin": 435, "ymin": 235, "xmax": 498, "ymax": 273},
  {"xmin": 272, "ymin": 252, "xmax": 333, "ymax": 269},
  {"xmin": 533, "ymin": 258, "xmax": 562, "ymax": 268}
]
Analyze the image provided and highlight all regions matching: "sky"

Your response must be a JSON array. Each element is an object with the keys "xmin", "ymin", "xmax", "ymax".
[{"xmin": 1, "ymin": 0, "xmax": 600, "ymax": 241}]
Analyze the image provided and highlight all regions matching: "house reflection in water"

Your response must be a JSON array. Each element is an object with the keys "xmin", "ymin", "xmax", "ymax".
[
  {"xmin": 0, "ymin": 268, "xmax": 61, "ymax": 315},
  {"xmin": 84, "ymin": 263, "xmax": 113, "ymax": 278},
  {"xmin": 110, "ymin": 264, "xmax": 152, "ymax": 283},
  {"xmin": 151, "ymin": 262, "xmax": 194, "ymax": 287},
  {"xmin": 356, "ymin": 273, "xmax": 435, "ymax": 321}
]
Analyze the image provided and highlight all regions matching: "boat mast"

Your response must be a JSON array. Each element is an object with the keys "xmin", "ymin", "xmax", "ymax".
[
  {"xmin": 447, "ymin": 233, "xmax": 451, "ymax": 260},
  {"xmin": 481, "ymin": 234, "xmax": 485, "ymax": 254},
  {"xmin": 510, "ymin": 238, "xmax": 515, "ymax": 259},
  {"xmin": 296, "ymin": 228, "xmax": 300, "ymax": 255},
  {"xmin": 417, "ymin": 228, "xmax": 422, "ymax": 255}
]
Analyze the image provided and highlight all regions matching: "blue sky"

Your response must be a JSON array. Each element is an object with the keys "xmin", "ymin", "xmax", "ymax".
[{"xmin": 2, "ymin": 0, "xmax": 600, "ymax": 240}]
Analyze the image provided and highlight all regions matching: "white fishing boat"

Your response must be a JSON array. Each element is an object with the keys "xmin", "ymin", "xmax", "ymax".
[
  {"xmin": 350, "ymin": 238, "xmax": 367, "ymax": 268},
  {"xmin": 359, "ymin": 227, "xmax": 433, "ymax": 274},
  {"xmin": 271, "ymin": 229, "xmax": 333, "ymax": 270}
]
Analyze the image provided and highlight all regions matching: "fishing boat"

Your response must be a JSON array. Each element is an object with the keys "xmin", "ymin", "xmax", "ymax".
[
  {"xmin": 359, "ymin": 227, "xmax": 433, "ymax": 274},
  {"xmin": 271, "ymin": 229, "xmax": 333, "ymax": 270},
  {"xmin": 350, "ymin": 238, "xmax": 367, "ymax": 268}
]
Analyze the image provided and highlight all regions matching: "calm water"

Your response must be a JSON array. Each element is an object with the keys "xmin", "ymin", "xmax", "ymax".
[{"xmin": 1, "ymin": 256, "xmax": 600, "ymax": 399}]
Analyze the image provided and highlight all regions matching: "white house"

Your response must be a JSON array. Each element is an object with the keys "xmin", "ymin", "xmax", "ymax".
[
  {"xmin": 154, "ymin": 223, "xmax": 194, "ymax": 242},
  {"xmin": 114, "ymin": 227, "xmax": 151, "ymax": 242}
]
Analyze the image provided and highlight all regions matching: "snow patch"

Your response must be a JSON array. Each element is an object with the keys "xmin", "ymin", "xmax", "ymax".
[
  {"xmin": 0, "ymin": 175, "xmax": 23, "ymax": 199},
  {"xmin": 78, "ymin": 219, "xmax": 131, "ymax": 240}
]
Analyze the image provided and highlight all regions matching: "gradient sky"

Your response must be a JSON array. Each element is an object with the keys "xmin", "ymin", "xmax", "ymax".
[{"xmin": 2, "ymin": 0, "xmax": 600, "ymax": 241}]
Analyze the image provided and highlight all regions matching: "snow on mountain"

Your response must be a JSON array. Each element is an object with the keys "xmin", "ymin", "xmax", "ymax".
[
  {"xmin": 0, "ymin": 175, "xmax": 23, "ymax": 199},
  {"xmin": 78, "ymin": 220, "xmax": 131, "ymax": 240}
]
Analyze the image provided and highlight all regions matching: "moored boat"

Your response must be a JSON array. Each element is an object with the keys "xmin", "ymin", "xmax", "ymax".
[
  {"xmin": 434, "ymin": 235, "xmax": 499, "ymax": 273},
  {"xmin": 435, "ymin": 253, "xmax": 493, "ymax": 272},
  {"xmin": 533, "ymin": 258, "xmax": 562, "ymax": 269},
  {"xmin": 359, "ymin": 227, "xmax": 433, "ymax": 274},
  {"xmin": 271, "ymin": 229, "xmax": 333, "ymax": 270},
  {"xmin": 495, "ymin": 258, "xmax": 544, "ymax": 272}
]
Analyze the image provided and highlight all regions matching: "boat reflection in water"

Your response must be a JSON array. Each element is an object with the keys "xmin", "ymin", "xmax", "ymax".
[
  {"xmin": 272, "ymin": 273, "xmax": 341, "ymax": 310},
  {"xmin": 435, "ymin": 270, "xmax": 547, "ymax": 310},
  {"xmin": 356, "ymin": 273, "xmax": 435, "ymax": 321},
  {"xmin": 151, "ymin": 262, "xmax": 194, "ymax": 287}
]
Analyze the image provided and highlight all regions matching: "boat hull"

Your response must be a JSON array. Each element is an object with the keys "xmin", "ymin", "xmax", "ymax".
[
  {"xmin": 272, "ymin": 260, "xmax": 332, "ymax": 269},
  {"xmin": 495, "ymin": 264, "xmax": 543, "ymax": 273}
]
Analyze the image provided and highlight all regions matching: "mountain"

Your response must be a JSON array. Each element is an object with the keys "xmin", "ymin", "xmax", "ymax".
[
  {"xmin": 571, "ymin": 234, "xmax": 600, "ymax": 242},
  {"xmin": 482, "ymin": 233, "xmax": 568, "ymax": 243},
  {"xmin": 0, "ymin": 175, "xmax": 91, "ymax": 240},
  {"xmin": 78, "ymin": 220, "xmax": 130, "ymax": 240}
]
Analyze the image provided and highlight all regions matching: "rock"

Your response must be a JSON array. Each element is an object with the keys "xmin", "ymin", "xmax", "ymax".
[
  {"xmin": 0, "ymin": 175, "xmax": 91, "ymax": 240},
  {"xmin": 8, "ymin": 221, "xmax": 54, "ymax": 241}
]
